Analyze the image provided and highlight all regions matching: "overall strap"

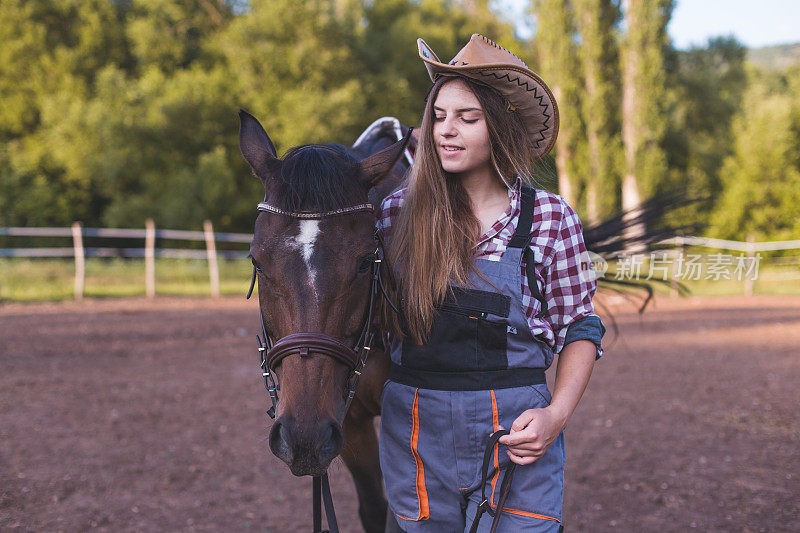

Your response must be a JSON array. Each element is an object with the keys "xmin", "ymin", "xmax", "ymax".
[
  {"xmin": 507, "ymin": 186, "xmax": 536, "ymax": 249},
  {"xmin": 506, "ymin": 186, "xmax": 548, "ymax": 319}
]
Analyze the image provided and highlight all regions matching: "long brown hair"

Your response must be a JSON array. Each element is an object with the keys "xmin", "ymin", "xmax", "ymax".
[{"xmin": 386, "ymin": 75, "xmax": 545, "ymax": 344}]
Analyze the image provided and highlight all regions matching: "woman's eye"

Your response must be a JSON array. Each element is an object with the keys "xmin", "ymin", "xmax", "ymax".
[
  {"xmin": 434, "ymin": 116, "xmax": 445, "ymax": 122},
  {"xmin": 463, "ymin": 118, "xmax": 478, "ymax": 124}
]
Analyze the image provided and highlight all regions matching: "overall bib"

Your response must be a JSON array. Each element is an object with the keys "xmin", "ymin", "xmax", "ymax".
[{"xmin": 379, "ymin": 188, "xmax": 565, "ymax": 532}]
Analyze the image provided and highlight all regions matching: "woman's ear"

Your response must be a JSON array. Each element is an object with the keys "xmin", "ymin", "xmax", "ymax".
[{"xmin": 358, "ymin": 128, "xmax": 413, "ymax": 188}]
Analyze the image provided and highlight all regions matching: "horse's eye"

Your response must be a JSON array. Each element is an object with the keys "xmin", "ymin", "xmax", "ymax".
[
  {"xmin": 249, "ymin": 254, "xmax": 264, "ymax": 274},
  {"xmin": 357, "ymin": 254, "xmax": 374, "ymax": 274}
]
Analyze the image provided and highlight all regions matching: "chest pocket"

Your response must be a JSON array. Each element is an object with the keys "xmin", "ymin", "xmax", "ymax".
[{"xmin": 401, "ymin": 287, "xmax": 511, "ymax": 372}]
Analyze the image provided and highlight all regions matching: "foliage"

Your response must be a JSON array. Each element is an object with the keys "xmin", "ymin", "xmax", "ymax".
[
  {"xmin": 661, "ymin": 36, "xmax": 747, "ymax": 227},
  {"xmin": 533, "ymin": 0, "xmax": 587, "ymax": 202},
  {"xmin": 573, "ymin": 0, "xmax": 622, "ymax": 220},
  {"xmin": 0, "ymin": 0, "xmax": 519, "ymax": 231},
  {"xmin": 710, "ymin": 66, "xmax": 800, "ymax": 241},
  {"xmin": 620, "ymin": 0, "xmax": 673, "ymax": 200},
  {"xmin": 0, "ymin": 0, "xmax": 797, "ymax": 242}
]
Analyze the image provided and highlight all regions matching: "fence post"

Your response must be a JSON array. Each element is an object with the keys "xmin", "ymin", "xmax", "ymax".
[
  {"xmin": 744, "ymin": 234, "xmax": 755, "ymax": 297},
  {"xmin": 203, "ymin": 220, "xmax": 220, "ymax": 298},
  {"xmin": 145, "ymin": 219, "xmax": 156, "ymax": 298},
  {"xmin": 71, "ymin": 222, "xmax": 84, "ymax": 301}
]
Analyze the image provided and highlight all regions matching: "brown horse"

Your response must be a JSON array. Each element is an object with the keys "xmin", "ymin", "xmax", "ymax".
[{"xmin": 239, "ymin": 110, "xmax": 408, "ymax": 533}]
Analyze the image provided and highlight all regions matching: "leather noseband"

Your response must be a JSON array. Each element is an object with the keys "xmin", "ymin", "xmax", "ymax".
[{"xmin": 266, "ymin": 332, "xmax": 361, "ymax": 371}]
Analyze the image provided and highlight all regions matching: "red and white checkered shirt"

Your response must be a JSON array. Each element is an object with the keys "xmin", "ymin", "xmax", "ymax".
[{"xmin": 376, "ymin": 176, "xmax": 603, "ymax": 358}]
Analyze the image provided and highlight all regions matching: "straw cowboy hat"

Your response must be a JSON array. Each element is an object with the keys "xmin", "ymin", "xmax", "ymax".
[{"xmin": 418, "ymin": 33, "xmax": 559, "ymax": 163}]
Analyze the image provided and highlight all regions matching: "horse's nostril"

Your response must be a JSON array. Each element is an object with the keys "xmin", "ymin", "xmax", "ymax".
[
  {"xmin": 269, "ymin": 419, "xmax": 293, "ymax": 463},
  {"xmin": 318, "ymin": 420, "xmax": 344, "ymax": 463}
]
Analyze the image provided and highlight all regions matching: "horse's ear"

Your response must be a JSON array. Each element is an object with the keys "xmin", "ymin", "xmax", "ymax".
[
  {"xmin": 358, "ymin": 128, "xmax": 413, "ymax": 188},
  {"xmin": 239, "ymin": 109, "xmax": 278, "ymax": 182}
]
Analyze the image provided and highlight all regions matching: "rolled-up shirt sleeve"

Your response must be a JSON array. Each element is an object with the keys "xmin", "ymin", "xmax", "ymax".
[{"xmin": 542, "ymin": 198, "xmax": 605, "ymax": 359}]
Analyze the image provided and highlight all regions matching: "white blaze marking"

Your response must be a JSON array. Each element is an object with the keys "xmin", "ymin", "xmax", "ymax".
[{"xmin": 293, "ymin": 220, "xmax": 320, "ymax": 293}]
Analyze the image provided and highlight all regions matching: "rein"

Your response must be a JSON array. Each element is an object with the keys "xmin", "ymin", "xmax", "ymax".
[{"xmin": 247, "ymin": 199, "xmax": 390, "ymax": 533}]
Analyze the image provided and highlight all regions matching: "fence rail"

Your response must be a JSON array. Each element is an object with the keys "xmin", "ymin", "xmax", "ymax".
[
  {"xmin": 662, "ymin": 235, "xmax": 800, "ymax": 252},
  {"xmin": 0, "ymin": 226, "xmax": 252, "ymax": 243},
  {"xmin": 2, "ymin": 223, "xmax": 799, "ymax": 300},
  {"xmin": 0, "ymin": 247, "xmax": 248, "ymax": 259},
  {"xmin": 0, "ymin": 220, "xmax": 251, "ymax": 299}
]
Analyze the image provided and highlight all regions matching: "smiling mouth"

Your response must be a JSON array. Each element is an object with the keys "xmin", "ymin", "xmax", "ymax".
[{"xmin": 441, "ymin": 146, "xmax": 464, "ymax": 152}]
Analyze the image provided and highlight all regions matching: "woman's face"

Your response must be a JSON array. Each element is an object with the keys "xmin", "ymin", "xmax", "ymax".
[{"xmin": 432, "ymin": 78, "xmax": 492, "ymax": 176}]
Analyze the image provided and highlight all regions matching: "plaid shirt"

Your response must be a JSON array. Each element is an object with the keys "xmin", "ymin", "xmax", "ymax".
[{"xmin": 376, "ymin": 176, "xmax": 604, "ymax": 359}]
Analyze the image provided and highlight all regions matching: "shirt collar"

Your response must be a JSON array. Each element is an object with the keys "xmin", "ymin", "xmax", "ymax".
[{"xmin": 476, "ymin": 176, "xmax": 522, "ymax": 246}]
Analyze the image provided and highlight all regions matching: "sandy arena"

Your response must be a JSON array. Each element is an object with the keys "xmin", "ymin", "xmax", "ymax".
[{"xmin": 1, "ymin": 294, "xmax": 798, "ymax": 532}]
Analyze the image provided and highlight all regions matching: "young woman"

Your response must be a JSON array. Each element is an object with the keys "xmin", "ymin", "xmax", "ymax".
[{"xmin": 376, "ymin": 35, "xmax": 605, "ymax": 532}]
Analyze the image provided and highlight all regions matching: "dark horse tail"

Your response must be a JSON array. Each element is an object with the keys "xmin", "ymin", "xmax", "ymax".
[{"xmin": 583, "ymin": 190, "xmax": 714, "ymax": 343}]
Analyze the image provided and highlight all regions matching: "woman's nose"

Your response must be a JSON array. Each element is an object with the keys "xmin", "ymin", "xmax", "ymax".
[{"xmin": 439, "ymin": 116, "xmax": 457, "ymax": 137}]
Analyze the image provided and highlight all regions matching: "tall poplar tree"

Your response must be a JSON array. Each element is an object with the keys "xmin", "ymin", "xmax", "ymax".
[
  {"xmin": 532, "ymin": 0, "xmax": 585, "ymax": 206},
  {"xmin": 620, "ymin": 0, "xmax": 672, "ymax": 216},
  {"xmin": 574, "ymin": 0, "xmax": 621, "ymax": 224}
]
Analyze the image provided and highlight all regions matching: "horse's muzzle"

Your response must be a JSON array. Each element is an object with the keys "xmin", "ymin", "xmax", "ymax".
[{"xmin": 269, "ymin": 416, "xmax": 344, "ymax": 476}]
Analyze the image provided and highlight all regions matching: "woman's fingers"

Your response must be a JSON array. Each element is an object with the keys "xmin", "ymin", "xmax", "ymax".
[
  {"xmin": 498, "ymin": 409, "xmax": 545, "ymax": 445},
  {"xmin": 505, "ymin": 442, "xmax": 544, "ymax": 455},
  {"xmin": 510, "ymin": 409, "xmax": 537, "ymax": 432},
  {"xmin": 496, "ymin": 408, "xmax": 558, "ymax": 463},
  {"xmin": 503, "ymin": 430, "xmax": 551, "ymax": 458},
  {"xmin": 507, "ymin": 449, "xmax": 541, "ymax": 465}
]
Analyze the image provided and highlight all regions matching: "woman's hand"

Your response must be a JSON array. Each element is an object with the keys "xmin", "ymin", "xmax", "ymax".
[
  {"xmin": 497, "ymin": 339, "xmax": 597, "ymax": 465},
  {"xmin": 497, "ymin": 406, "xmax": 566, "ymax": 465}
]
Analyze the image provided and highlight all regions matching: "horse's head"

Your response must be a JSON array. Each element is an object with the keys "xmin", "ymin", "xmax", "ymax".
[{"xmin": 239, "ymin": 110, "xmax": 407, "ymax": 476}]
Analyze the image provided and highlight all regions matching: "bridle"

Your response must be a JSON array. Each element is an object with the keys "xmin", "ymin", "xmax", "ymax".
[
  {"xmin": 246, "ymin": 198, "xmax": 399, "ymax": 533},
  {"xmin": 247, "ymin": 199, "xmax": 399, "ymax": 419}
]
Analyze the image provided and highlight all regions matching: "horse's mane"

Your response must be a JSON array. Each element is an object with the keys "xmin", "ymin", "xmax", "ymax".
[{"xmin": 273, "ymin": 143, "xmax": 364, "ymax": 212}]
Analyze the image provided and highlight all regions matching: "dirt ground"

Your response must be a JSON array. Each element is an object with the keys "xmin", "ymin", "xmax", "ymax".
[{"xmin": 1, "ymin": 294, "xmax": 798, "ymax": 532}]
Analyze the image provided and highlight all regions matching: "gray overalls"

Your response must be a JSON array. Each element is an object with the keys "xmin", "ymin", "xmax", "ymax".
[{"xmin": 379, "ymin": 188, "xmax": 565, "ymax": 532}]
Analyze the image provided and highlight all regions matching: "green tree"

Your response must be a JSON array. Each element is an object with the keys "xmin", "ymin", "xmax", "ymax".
[
  {"xmin": 620, "ymin": 0, "xmax": 672, "ymax": 215},
  {"xmin": 0, "ymin": 0, "xmax": 530, "ymax": 230},
  {"xmin": 710, "ymin": 68, "xmax": 800, "ymax": 241},
  {"xmin": 216, "ymin": 0, "xmax": 368, "ymax": 152},
  {"xmin": 42, "ymin": 64, "xmax": 255, "ymax": 230},
  {"xmin": 662, "ymin": 36, "xmax": 747, "ymax": 226},
  {"xmin": 0, "ymin": 0, "xmax": 131, "ymax": 226},
  {"xmin": 218, "ymin": 0, "xmax": 519, "ymax": 152},
  {"xmin": 353, "ymin": 0, "xmax": 520, "ymax": 132},
  {"xmin": 532, "ymin": 0, "xmax": 586, "ymax": 206},
  {"xmin": 125, "ymin": 0, "xmax": 234, "ymax": 72},
  {"xmin": 574, "ymin": 0, "xmax": 622, "ymax": 223}
]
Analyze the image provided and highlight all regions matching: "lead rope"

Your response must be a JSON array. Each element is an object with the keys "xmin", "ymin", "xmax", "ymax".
[{"xmin": 468, "ymin": 429, "xmax": 516, "ymax": 533}]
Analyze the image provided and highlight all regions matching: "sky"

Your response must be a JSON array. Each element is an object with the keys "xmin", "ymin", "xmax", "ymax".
[
  {"xmin": 495, "ymin": 0, "xmax": 800, "ymax": 50},
  {"xmin": 669, "ymin": 0, "xmax": 800, "ymax": 49}
]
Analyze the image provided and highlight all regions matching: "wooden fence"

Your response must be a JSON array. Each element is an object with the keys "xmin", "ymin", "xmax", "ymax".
[
  {"xmin": 2, "ymin": 224, "xmax": 800, "ymax": 300},
  {"xmin": 0, "ymin": 220, "xmax": 251, "ymax": 300}
]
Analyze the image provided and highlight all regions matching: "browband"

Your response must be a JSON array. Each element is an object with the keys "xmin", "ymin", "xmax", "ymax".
[{"xmin": 257, "ymin": 202, "xmax": 374, "ymax": 219}]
